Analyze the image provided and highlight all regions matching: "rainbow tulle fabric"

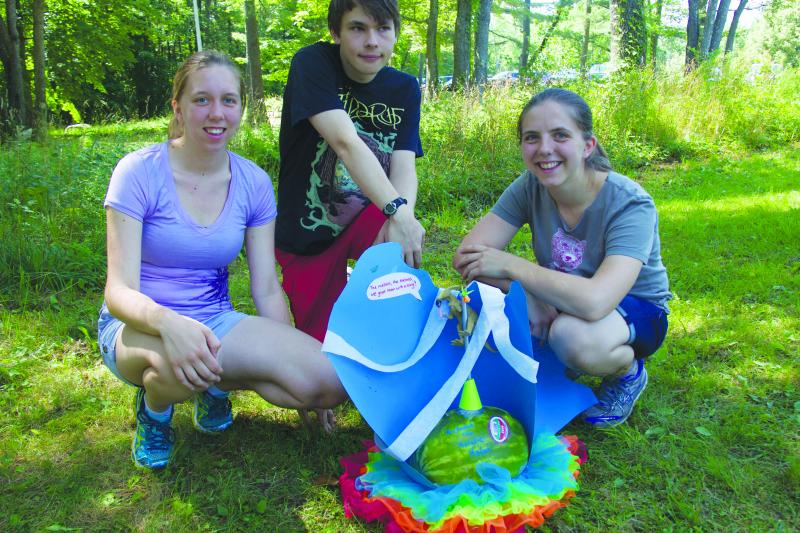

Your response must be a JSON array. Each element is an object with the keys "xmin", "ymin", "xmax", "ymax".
[{"xmin": 339, "ymin": 433, "xmax": 587, "ymax": 532}]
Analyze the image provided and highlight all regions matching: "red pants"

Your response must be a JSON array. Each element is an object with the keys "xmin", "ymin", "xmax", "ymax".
[{"xmin": 276, "ymin": 205, "xmax": 386, "ymax": 341}]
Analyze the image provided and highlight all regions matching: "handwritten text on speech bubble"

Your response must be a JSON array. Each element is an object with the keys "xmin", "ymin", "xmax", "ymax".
[{"xmin": 367, "ymin": 273, "xmax": 422, "ymax": 301}]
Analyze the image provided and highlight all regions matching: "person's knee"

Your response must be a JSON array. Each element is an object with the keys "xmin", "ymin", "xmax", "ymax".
[
  {"xmin": 302, "ymin": 372, "xmax": 346, "ymax": 409},
  {"xmin": 141, "ymin": 357, "xmax": 193, "ymax": 401},
  {"xmin": 548, "ymin": 315, "xmax": 593, "ymax": 367},
  {"xmin": 549, "ymin": 315, "xmax": 634, "ymax": 376}
]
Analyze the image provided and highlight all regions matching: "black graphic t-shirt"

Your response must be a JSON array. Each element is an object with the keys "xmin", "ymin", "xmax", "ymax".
[{"xmin": 276, "ymin": 42, "xmax": 423, "ymax": 255}]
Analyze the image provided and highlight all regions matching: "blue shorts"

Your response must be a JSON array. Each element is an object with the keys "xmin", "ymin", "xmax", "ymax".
[
  {"xmin": 616, "ymin": 295, "xmax": 669, "ymax": 359},
  {"xmin": 97, "ymin": 305, "xmax": 248, "ymax": 387}
]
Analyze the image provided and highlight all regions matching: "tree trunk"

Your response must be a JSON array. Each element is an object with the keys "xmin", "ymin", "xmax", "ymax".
[
  {"xmin": 244, "ymin": 0, "xmax": 264, "ymax": 124},
  {"xmin": 453, "ymin": 0, "xmax": 471, "ymax": 89},
  {"xmin": 426, "ymin": 0, "xmax": 439, "ymax": 94},
  {"xmin": 0, "ymin": 10, "xmax": 11, "ymax": 133},
  {"xmin": 19, "ymin": 6, "xmax": 33, "ymax": 128},
  {"xmin": 724, "ymin": 0, "xmax": 748, "ymax": 54},
  {"xmin": 519, "ymin": 0, "xmax": 530, "ymax": 74},
  {"xmin": 610, "ymin": 0, "xmax": 647, "ymax": 69},
  {"xmin": 686, "ymin": 0, "xmax": 700, "ymax": 70},
  {"xmin": 650, "ymin": 0, "xmax": 662, "ymax": 71},
  {"xmin": 580, "ymin": 0, "xmax": 592, "ymax": 76},
  {"xmin": 709, "ymin": 0, "xmax": 732, "ymax": 54},
  {"xmin": 33, "ymin": 0, "xmax": 46, "ymax": 141},
  {"xmin": 398, "ymin": 47, "xmax": 410, "ymax": 72},
  {"xmin": 2, "ymin": 0, "xmax": 26, "ymax": 127},
  {"xmin": 528, "ymin": 0, "xmax": 566, "ymax": 71},
  {"xmin": 700, "ymin": 0, "xmax": 718, "ymax": 59},
  {"xmin": 472, "ymin": 0, "xmax": 491, "ymax": 86},
  {"xmin": 472, "ymin": 0, "xmax": 492, "ymax": 86},
  {"xmin": 610, "ymin": 0, "xmax": 620, "ymax": 67}
]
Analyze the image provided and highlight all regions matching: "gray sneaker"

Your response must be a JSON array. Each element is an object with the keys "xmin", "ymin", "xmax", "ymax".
[{"xmin": 583, "ymin": 359, "xmax": 648, "ymax": 428}]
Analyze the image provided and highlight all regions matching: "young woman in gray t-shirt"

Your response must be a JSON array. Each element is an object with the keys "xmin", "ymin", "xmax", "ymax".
[{"xmin": 454, "ymin": 89, "xmax": 671, "ymax": 428}]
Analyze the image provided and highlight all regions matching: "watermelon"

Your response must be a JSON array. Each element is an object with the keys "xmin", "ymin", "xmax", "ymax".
[{"xmin": 411, "ymin": 406, "xmax": 529, "ymax": 485}]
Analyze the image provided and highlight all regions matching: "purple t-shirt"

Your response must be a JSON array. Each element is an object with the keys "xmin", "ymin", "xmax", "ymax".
[{"xmin": 104, "ymin": 142, "xmax": 276, "ymax": 321}]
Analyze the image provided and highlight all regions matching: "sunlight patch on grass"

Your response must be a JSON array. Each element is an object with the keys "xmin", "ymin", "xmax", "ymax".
[{"xmin": 660, "ymin": 190, "xmax": 800, "ymax": 215}]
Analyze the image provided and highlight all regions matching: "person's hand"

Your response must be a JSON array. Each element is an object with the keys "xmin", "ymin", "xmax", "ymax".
[
  {"xmin": 385, "ymin": 207, "xmax": 425, "ymax": 268},
  {"xmin": 298, "ymin": 408, "xmax": 337, "ymax": 434},
  {"xmin": 372, "ymin": 221, "xmax": 389, "ymax": 245},
  {"xmin": 526, "ymin": 291, "xmax": 558, "ymax": 343},
  {"xmin": 158, "ymin": 312, "xmax": 223, "ymax": 391},
  {"xmin": 455, "ymin": 243, "xmax": 518, "ymax": 283}
]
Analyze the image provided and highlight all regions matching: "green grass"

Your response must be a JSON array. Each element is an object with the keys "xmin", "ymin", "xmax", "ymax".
[{"xmin": 1, "ymin": 74, "xmax": 799, "ymax": 530}]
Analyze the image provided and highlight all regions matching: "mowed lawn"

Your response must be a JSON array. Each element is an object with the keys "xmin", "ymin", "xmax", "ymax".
[{"xmin": 0, "ymin": 139, "xmax": 798, "ymax": 531}]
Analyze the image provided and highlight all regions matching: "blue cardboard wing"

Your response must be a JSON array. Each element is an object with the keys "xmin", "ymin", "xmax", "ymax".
[{"xmin": 322, "ymin": 242, "xmax": 595, "ymax": 465}]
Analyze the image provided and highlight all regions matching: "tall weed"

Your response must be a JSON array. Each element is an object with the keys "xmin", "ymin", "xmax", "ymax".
[
  {"xmin": 416, "ymin": 65, "xmax": 800, "ymax": 213},
  {"xmin": 0, "ymin": 138, "xmax": 133, "ymax": 307},
  {"xmin": 1, "ymin": 66, "xmax": 797, "ymax": 307},
  {"xmin": 418, "ymin": 86, "xmax": 527, "ymax": 213}
]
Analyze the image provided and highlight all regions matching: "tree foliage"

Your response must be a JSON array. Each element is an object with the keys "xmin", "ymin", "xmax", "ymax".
[
  {"xmin": 762, "ymin": 0, "xmax": 800, "ymax": 67},
  {"xmin": 0, "ymin": 0, "xmax": 795, "ymax": 135}
]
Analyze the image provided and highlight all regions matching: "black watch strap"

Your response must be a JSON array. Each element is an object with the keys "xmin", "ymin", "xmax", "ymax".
[{"xmin": 382, "ymin": 197, "xmax": 408, "ymax": 216}]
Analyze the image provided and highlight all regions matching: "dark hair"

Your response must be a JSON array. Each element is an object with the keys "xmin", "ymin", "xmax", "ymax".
[
  {"xmin": 168, "ymin": 51, "xmax": 246, "ymax": 140},
  {"xmin": 517, "ymin": 88, "xmax": 611, "ymax": 172},
  {"xmin": 327, "ymin": 0, "xmax": 401, "ymax": 35}
]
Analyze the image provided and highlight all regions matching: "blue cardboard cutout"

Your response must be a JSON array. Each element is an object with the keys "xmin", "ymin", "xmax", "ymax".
[{"xmin": 323, "ymin": 243, "xmax": 596, "ymax": 473}]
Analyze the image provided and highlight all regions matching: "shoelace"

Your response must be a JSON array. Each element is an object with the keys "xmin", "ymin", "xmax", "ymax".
[
  {"xmin": 596, "ymin": 384, "xmax": 628, "ymax": 408},
  {"xmin": 202, "ymin": 394, "xmax": 231, "ymax": 419},
  {"xmin": 595, "ymin": 375, "xmax": 641, "ymax": 409},
  {"xmin": 138, "ymin": 412, "xmax": 176, "ymax": 449}
]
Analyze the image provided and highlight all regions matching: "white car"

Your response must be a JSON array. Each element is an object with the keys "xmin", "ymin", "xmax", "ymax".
[{"xmin": 588, "ymin": 63, "xmax": 611, "ymax": 80}]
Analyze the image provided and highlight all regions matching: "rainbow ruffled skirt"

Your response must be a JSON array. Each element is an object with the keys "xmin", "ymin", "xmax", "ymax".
[{"xmin": 339, "ymin": 433, "xmax": 587, "ymax": 532}]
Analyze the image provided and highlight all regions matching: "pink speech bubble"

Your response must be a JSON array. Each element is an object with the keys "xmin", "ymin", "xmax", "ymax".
[{"xmin": 366, "ymin": 273, "xmax": 422, "ymax": 301}]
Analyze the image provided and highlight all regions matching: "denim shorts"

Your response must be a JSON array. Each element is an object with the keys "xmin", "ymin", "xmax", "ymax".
[
  {"xmin": 97, "ymin": 304, "xmax": 248, "ymax": 386},
  {"xmin": 616, "ymin": 295, "xmax": 669, "ymax": 359}
]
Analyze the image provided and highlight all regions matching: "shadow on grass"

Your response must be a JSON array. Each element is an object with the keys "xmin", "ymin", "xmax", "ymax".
[{"xmin": 1, "ymin": 375, "xmax": 373, "ymax": 531}]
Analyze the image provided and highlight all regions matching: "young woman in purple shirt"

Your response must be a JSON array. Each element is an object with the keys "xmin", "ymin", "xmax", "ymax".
[{"xmin": 99, "ymin": 51, "xmax": 345, "ymax": 470}]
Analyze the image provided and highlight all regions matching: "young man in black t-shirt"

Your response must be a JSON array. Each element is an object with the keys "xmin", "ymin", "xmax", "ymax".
[{"xmin": 275, "ymin": 0, "xmax": 425, "ymax": 342}]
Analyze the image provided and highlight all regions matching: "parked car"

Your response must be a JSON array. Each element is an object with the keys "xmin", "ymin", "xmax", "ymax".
[
  {"xmin": 541, "ymin": 68, "xmax": 579, "ymax": 85},
  {"xmin": 488, "ymin": 71, "xmax": 520, "ymax": 86},
  {"xmin": 587, "ymin": 63, "xmax": 611, "ymax": 80},
  {"xmin": 420, "ymin": 75, "xmax": 453, "ymax": 91}
]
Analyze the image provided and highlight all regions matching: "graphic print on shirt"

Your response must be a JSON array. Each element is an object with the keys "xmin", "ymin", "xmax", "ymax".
[
  {"xmin": 339, "ymin": 91, "xmax": 404, "ymax": 130},
  {"xmin": 301, "ymin": 92, "xmax": 402, "ymax": 236},
  {"xmin": 195, "ymin": 266, "xmax": 230, "ymax": 304},
  {"xmin": 549, "ymin": 228, "xmax": 587, "ymax": 272}
]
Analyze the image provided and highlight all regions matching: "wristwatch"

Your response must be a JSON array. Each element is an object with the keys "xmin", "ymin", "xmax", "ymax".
[{"xmin": 382, "ymin": 197, "xmax": 408, "ymax": 217}]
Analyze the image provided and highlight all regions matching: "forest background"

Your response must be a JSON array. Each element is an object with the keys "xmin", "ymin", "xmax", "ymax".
[
  {"xmin": 1, "ymin": 0, "xmax": 799, "ymax": 133},
  {"xmin": 1, "ymin": 0, "xmax": 799, "ymax": 531}
]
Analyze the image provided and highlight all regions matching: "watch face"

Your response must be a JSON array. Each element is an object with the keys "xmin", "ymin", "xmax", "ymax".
[{"xmin": 384, "ymin": 197, "xmax": 406, "ymax": 216}]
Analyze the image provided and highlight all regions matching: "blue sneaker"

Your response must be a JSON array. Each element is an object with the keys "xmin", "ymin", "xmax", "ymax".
[
  {"xmin": 132, "ymin": 388, "xmax": 175, "ymax": 469},
  {"xmin": 583, "ymin": 359, "xmax": 648, "ymax": 428},
  {"xmin": 193, "ymin": 390, "xmax": 233, "ymax": 433}
]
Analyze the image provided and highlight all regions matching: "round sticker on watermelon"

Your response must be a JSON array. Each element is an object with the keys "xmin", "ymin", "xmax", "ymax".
[{"xmin": 488, "ymin": 416, "xmax": 510, "ymax": 443}]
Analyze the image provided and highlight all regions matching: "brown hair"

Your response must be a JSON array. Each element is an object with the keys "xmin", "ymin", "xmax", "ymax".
[
  {"xmin": 168, "ymin": 50, "xmax": 246, "ymax": 140},
  {"xmin": 327, "ymin": 0, "xmax": 400, "ymax": 36},
  {"xmin": 517, "ymin": 88, "xmax": 612, "ymax": 172}
]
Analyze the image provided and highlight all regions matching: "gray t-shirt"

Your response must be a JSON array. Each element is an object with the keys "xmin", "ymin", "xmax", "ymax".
[{"xmin": 491, "ymin": 170, "xmax": 671, "ymax": 312}]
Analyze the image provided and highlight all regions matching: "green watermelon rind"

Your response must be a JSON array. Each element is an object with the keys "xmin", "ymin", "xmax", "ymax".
[{"xmin": 413, "ymin": 406, "xmax": 529, "ymax": 486}]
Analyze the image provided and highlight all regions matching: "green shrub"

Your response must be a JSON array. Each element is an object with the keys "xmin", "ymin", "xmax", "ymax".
[{"xmin": 1, "ymin": 66, "xmax": 797, "ymax": 307}]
